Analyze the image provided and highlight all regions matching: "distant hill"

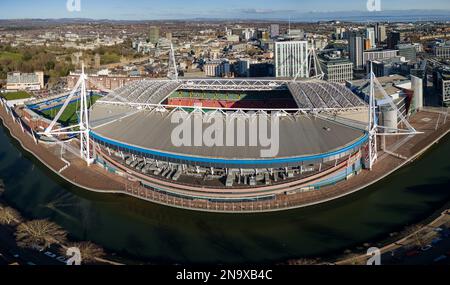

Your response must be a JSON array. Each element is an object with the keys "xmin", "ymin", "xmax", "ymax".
[{"xmin": 0, "ymin": 10, "xmax": 449, "ymax": 24}]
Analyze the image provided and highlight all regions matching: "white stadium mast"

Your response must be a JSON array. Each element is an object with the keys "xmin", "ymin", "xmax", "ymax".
[
  {"xmin": 292, "ymin": 40, "xmax": 324, "ymax": 82},
  {"xmin": 364, "ymin": 64, "xmax": 422, "ymax": 170},
  {"xmin": 41, "ymin": 63, "xmax": 94, "ymax": 166},
  {"xmin": 168, "ymin": 42, "xmax": 179, "ymax": 81},
  {"xmin": 366, "ymin": 66, "xmax": 378, "ymax": 170}
]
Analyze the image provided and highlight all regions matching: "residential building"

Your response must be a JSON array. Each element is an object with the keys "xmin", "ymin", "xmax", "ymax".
[
  {"xmin": 366, "ymin": 27, "xmax": 376, "ymax": 49},
  {"xmin": 274, "ymin": 41, "xmax": 309, "ymax": 78},
  {"xmin": 204, "ymin": 59, "xmax": 231, "ymax": 77},
  {"xmin": 349, "ymin": 32, "xmax": 365, "ymax": 70},
  {"xmin": 375, "ymin": 23, "xmax": 387, "ymax": 44},
  {"xmin": 270, "ymin": 24, "xmax": 280, "ymax": 38}
]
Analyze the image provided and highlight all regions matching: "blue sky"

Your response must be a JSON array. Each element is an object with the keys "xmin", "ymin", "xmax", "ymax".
[{"xmin": 0, "ymin": 0, "xmax": 449, "ymax": 20}]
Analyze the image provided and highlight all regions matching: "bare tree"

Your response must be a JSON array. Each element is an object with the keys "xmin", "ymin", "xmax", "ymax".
[
  {"xmin": 61, "ymin": 241, "xmax": 105, "ymax": 264},
  {"xmin": 287, "ymin": 258, "xmax": 319, "ymax": 265},
  {"xmin": 404, "ymin": 224, "xmax": 425, "ymax": 248},
  {"xmin": 15, "ymin": 219, "xmax": 67, "ymax": 249},
  {"xmin": 0, "ymin": 206, "xmax": 22, "ymax": 226}
]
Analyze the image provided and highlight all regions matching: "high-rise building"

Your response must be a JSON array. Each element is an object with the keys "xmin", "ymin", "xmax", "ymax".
[
  {"xmin": 364, "ymin": 39, "xmax": 372, "ymax": 50},
  {"xmin": 433, "ymin": 67, "xmax": 450, "ymax": 106},
  {"xmin": 387, "ymin": 31, "xmax": 401, "ymax": 49},
  {"xmin": 243, "ymin": 28, "xmax": 255, "ymax": 40},
  {"xmin": 148, "ymin": 26, "xmax": 160, "ymax": 44},
  {"xmin": 375, "ymin": 23, "xmax": 387, "ymax": 44},
  {"xmin": 319, "ymin": 51, "xmax": 354, "ymax": 83},
  {"xmin": 366, "ymin": 27, "xmax": 376, "ymax": 49},
  {"xmin": 270, "ymin": 24, "xmax": 280, "ymax": 38},
  {"xmin": 397, "ymin": 44, "xmax": 417, "ymax": 62},
  {"xmin": 275, "ymin": 41, "xmax": 309, "ymax": 78},
  {"xmin": 165, "ymin": 32, "xmax": 173, "ymax": 41},
  {"xmin": 349, "ymin": 32, "xmax": 365, "ymax": 70},
  {"xmin": 335, "ymin": 27, "xmax": 346, "ymax": 40}
]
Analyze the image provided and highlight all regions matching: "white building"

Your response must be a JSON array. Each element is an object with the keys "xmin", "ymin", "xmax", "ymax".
[
  {"xmin": 275, "ymin": 41, "xmax": 309, "ymax": 78},
  {"xmin": 434, "ymin": 45, "xmax": 450, "ymax": 58},
  {"xmin": 375, "ymin": 24, "xmax": 387, "ymax": 44},
  {"xmin": 366, "ymin": 27, "xmax": 376, "ymax": 49},
  {"xmin": 6, "ymin": 72, "xmax": 44, "ymax": 91},
  {"xmin": 363, "ymin": 49, "xmax": 398, "ymax": 66},
  {"xmin": 204, "ymin": 59, "xmax": 231, "ymax": 77}
]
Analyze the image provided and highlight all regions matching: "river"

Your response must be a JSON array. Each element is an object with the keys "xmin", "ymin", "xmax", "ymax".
[{"xmin": 1, "ymin": 123, "xmax": 450, "ymax": 264}]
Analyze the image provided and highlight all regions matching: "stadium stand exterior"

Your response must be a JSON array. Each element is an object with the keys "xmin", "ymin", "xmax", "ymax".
[{"xmin": 87, "ymin": 78, "xmax": 370, "ymax": 203}]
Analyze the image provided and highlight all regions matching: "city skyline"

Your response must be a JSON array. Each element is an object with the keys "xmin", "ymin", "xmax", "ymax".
[{"xmin": 0, "ymin": 0, "xmax": 450, "ymax": 21}]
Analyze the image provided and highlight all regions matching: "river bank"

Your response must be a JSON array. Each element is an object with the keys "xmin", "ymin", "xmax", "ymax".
[
  {"xmin": 2, "ymin": 100, "xmax": 450, "ymax": 263},
  {"xmin": 1, "ymin": 98, "xmax": 450, "ymax": 213}
]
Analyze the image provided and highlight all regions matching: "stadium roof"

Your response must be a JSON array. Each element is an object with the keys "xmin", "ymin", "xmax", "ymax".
[
  {"xmin": 90, "ymin": 103, "xmax": 367, "ymax": 164},
  {"xmin": 100, "ymin": 80, "xmax": 182, "ymax": 105},
  {"xmin": 98, "ymin": 78, "xmax": 366, "ymax": 110}
]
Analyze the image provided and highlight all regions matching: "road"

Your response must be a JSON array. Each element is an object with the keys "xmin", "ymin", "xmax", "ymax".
[
  {"xmin": 381, "ymin": 235, "xmax": 450, "ymax": 265},
  {"xmin": 0, "ymin": 224, "xmax": 65, "ymax": 265}
]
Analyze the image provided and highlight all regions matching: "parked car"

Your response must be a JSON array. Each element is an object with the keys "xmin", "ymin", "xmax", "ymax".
[
  {"xmin": 431, "ymin": 238, "xmax": 443, "ymax": 245},
  {"xmin": 433, "ymin": 255, "xmax": 447, "ymax": 263},
  {"xmin": 421, "ymin": 245, "xmax": 433, "ymax": 252},
  {"xmin": 44, "ymin": 251, "xmax": 57, "ymax": 258}
]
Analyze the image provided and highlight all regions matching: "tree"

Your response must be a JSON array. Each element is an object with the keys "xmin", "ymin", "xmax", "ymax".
[
  {"xmin": 61, "ymin": 242, "xmax": 105, "ymax": 264},
  {"xmin": 15, "ymin": 219, "xmax": 67, "ymax": 249},
  {"xmin": 45, "ymin": 60, "xmax": 55, "ymax": 71},
  {"xmin": 23, "ymin": 50, "xmax": 32, "ymax": 61},
  {"xmin": 0, "ymin": 206, "xmax": 22, "ymax": 226},
  {"xmin": 404, "ymin": 224, "xmax": 425, "ymax": 248},
  {"xmin": 287, "ymin": 258, "xmax": 319, "ymax": 265}
]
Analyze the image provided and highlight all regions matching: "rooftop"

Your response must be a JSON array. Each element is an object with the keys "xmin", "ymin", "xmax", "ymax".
[
  {"xmin": 90, "ymin": 103, "xmax": 367, "ymax": 165},
  {"xmin": 98, "ymin": 78, "xmax": 366, "ymax": 110}
]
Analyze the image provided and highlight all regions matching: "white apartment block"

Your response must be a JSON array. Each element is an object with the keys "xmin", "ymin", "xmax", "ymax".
[{"xmin": 275, "ymin": 41, "xmax": 309, "ymax": 78}]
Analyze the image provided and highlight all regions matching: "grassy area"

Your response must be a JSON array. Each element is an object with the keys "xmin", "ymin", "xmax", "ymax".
[
  {"xmin": 0, "ymin": 51, "xmax": 23, "ymax": 61},
  {"xmin": 101, "ymin": 53, "xmax": 121, "ymax": 65},
  {"xmin": 41, "ymin": 95, "xmax": 101, "ymax": 126},
  {"xmin": 1, "ymin": 91, "xmax": 32, "ymax": 101}
]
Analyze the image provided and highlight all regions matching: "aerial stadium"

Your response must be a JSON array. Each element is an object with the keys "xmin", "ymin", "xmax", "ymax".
[
  {"xmin": 5, "ymin": 62, "xmax": 421, "ymax": 213},
  {"xmin": 79, "ymin": 76, "xmax": 372, "ymax": 204}
]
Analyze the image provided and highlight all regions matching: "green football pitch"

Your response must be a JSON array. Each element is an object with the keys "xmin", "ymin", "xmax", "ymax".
[{"xmin": 42, "ymin": 95, "xmax": 102, "ymax": 126}]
